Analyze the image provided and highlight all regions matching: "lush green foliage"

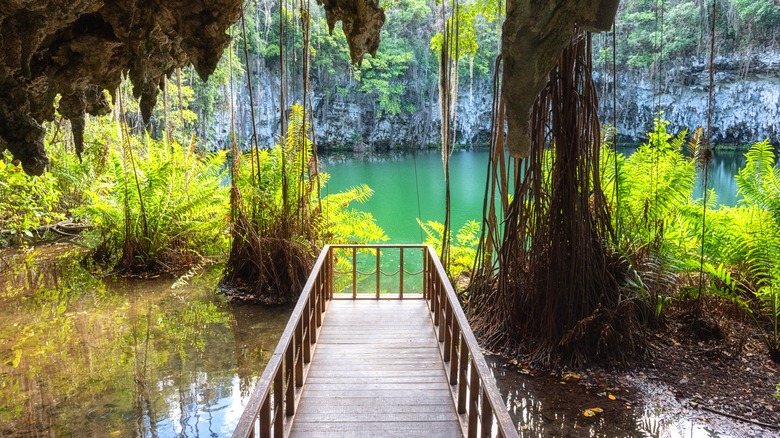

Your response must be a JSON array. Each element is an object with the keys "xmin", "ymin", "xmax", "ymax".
[
  {"xmin": 726, "ymin": 141, "xmax": 780, "ymax": 348},
  {"xmin": 418, "ymin": 219, "xmax": 480, "ymax": 279},
  {"xmin": 235, "ymin": 104, "xmax": 386, "ymax": 245},
  {"xmin": 604, "ymin": 118, "xmax": 697, "ymax": 255},
  {"xmin": 603, "ymin": 119, "xmax": 780, "ymax": 350},
  {"xmin": 223, "ymin": 104, "xmax": 385, "ymax": 301},
  {"xmin": 318, "ymin": 184, "xmax": 387, "ymax": 243},
  {"xmin": 47, "ymin": 119, "xmax": 110, "ymax": 214},
  {"xmin": 430, "ymin": 0, "xmax": 502, "ymax": 74},
  {"xmin": 608, "ymin": 0, "xmax": 780, "ymax": 68},
  {"xmin": 0, "ymin": 153, "xmax": 63, "ymax": 244},
  {"xmin": 79, "ymin": 126, "xmax": 229, "ymax": 273}
]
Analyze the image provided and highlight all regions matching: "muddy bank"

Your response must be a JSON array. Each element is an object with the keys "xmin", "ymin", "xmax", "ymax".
[{"xmin": 488, "ymin": 300, "xmax": 780, "ymax": 437}]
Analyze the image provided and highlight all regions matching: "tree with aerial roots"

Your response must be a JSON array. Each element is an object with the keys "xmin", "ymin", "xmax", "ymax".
[{"xmin": 469, "ymin": 27, "xmax": 646, "ymax": 368}]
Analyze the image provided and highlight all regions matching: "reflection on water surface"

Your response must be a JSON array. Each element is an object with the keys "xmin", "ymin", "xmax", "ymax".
[{"xmin": 0, "ymin": 244, "xmax": 291, "ymax": 437}]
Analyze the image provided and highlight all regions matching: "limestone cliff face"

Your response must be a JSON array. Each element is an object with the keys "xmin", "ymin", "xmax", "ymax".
[
  {"xmin": 224, "ymin": 49, "xmax": 778, "ymax": 151},
  {"xmin": 221, "ymin": 64, "xmax": 494, "ymax": 152},
  {"xmin": 598, "ymin": 51, "xmax": 780, "ymax": 145}
]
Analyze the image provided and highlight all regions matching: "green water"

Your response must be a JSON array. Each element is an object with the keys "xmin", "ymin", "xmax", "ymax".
[
  {"xmin": 321, "ymin": 149, "xmax": 746, "ymax": 243},
  {"xmin": 321, "ymin": 149, "xmax": 493, "ymax": 244}
]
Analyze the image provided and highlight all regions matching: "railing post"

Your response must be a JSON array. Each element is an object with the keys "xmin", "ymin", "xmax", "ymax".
[
  {"xmin": 260, "ymin": 398, "xmax": 271, "ymax": 438},
  {"xmin": 311, "ymin": 295, "xmax": 319, "ymax": 343},
  {"xmin": 295, "ymin": 323, "xmax": 303, "ymax": 386},
  {"xmin": 458, "ymin": 337, "xmax": 468, "ymax": 414},
  {"xmin": 468, "ymin": 360, "xmax": 480, "ymax": 438},
  {"xmin": 449, "ymin": 324, "xmax": 460, "ymax": 384},
  {"xmin": 439, "ymin": 287, "xmax": 447, "ymax": 340},
  {"xmin": 273, "ymin": 371, "xmax": 283, "ymax": 438},
  {"xmin": 433, "ymin": 280, "xmax": 440, "ymax": 327},
  {"xmin": 313, "ymin": 279, "xmax": 322, "ymax": 329},
  {"xmin": 328, "ymin": 248, "xmax": 334, "ymax": 299},
  {"xmin": 352, "ymin": 247, "xmax": 357, "ymax": 299},
  {"xmin": 285, "ymin": 342, "xmax": 295, "ymax": 416},
  {"xmin": 422, "ymin": 249, "xmax": 428, "ymax": 300},
  {"xmin": 375, "ymin": 247, "xmax": 381, "ymax": 299},
  {"xmin": 442, "ymin": 299, "xmax": 452, "ymax": 358},
  {"xmin": 399, "ymin": 247, "xmax": 404, "ymax": 299},
  {"xmin": 481, "ymin": 386, "xmax": 494, "ymax": 438},
  {"xmin": 302, "ymin": 300, "xmax": 311, "ymax": 363}
]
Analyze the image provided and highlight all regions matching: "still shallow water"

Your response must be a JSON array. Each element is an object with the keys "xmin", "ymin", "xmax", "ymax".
[
  {"xmin": 321, "ymin": 149, "xmax": 746, "ymax": 243},
  {"xmin": 0, "ymin": 245, "xmax": 291, "ymax": 437}
]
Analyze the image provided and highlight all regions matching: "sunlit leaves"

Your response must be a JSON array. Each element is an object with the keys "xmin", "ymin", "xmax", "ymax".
[
  {"xmin": 583, "ymin": 407, "xmax": 603, "ymax": 417},
  {"xmin": 418, "ymin": 219, "xmax": 480, "ymax": 279},
  {"xmin": 0, "ymin": 152, "xmax": 64, "ymax": 244},
  {"xmin": 78, "ymin": 127, "xmax": 230, "ymax": 269}
]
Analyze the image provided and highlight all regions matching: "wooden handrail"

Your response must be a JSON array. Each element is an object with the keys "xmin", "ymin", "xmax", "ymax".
[
  {"xmin": 424, "ymin": 245, "xmax": 519, "ymax": 438},
  {"xmin": 232, "ymin": 245, "xmax": 332, "ymax": 438},
  {"xmin": 329, "ymin": 244, "xmax": 428, "ymax": 299},
  {"xmin": 232, "ymin": 244, "xmax": 517, "ymax": 438}
]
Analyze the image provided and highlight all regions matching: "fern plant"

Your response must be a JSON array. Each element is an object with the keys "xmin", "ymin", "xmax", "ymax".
[
  {"xmin": 79, "ymin": 129, "xmax": 229, "ymax": 273},
  {"xmin": 418, "ymin": 219, "xmax": 480, "ymax": 281},
  {"xmin": 317, "ymin": 183, "xmax": 387, "ymax": 244},
  {"xmin": 222, "ymin": 104, "xmax": 386, "ymax": 303},
  {"xmin": 731, "ymin": 140, "xmax": 780, "ymax": 356},
  {"xmin": 607, "ymin": 118, "xmax": 697, "ymax": 251}
]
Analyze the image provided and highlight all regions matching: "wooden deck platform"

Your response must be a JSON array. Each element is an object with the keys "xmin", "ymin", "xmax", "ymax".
[
  {"xmin": 232, "ymin": 245, "xmax": 518, "ymax": 438},
  {"xmin": 289, "ymin": 300, "xmax": 462, "ymax": 437}
]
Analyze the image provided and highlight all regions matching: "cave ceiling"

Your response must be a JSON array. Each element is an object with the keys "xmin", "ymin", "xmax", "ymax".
[{"xmin": 0, "ymin": 0, "xmax": 616, "ymax": 175}]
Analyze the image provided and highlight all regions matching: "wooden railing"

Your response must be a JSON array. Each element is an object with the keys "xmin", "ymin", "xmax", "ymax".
[
  {"xmin": 232, "ymin": 246, "xmax": 332, "ymax": 438},
  {"xmin": 423, "ymin": 246, "xmax": 519, "ymax": 438},
  {"xmin": 329, "ymin": 244, "xmax": 427, "ymax": 299},
  {"xmin": 232, "ymin": 244, "xmax": 518, "ymax": 438}
]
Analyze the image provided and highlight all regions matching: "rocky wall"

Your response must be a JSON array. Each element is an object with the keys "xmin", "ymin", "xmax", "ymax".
[
  {"xmin": 0, "ymin": 0, "xmax": 384, "ymax": 175},
  {"xmin": 598, "ymin": 51, "xmax": 780, "ymax": 145}
]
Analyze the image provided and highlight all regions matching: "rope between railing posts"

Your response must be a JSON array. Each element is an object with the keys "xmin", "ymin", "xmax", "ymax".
[
  {"xmin": 332, "ymin": 268, "xmax": 354, "ymax": 275},
  {"xmin": 354, "ymin": 268, "xmax": 378, "ymax": 276},
  {"xmin": 331, "ymin": 267, "xmax": 424, "ymax": 276}
]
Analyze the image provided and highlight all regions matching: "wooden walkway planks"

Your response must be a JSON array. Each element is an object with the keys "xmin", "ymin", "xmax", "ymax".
[{"xmin": 289, "ymin": 300, "xmax": 463, "ymax": 438}]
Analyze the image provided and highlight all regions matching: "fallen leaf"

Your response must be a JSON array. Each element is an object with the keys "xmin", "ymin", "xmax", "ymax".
[
  {"xmin": 608, "ymin": 394, "xmax": 617, "ymax": 401},
  {"xmin": 584, "ymin": 407, "xmax": 603, "ymax": 417}
]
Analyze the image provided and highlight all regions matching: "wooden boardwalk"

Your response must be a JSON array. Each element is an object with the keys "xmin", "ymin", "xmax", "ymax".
[
  {"xmin": 289, "ymin": 300, "xmax": 462, "ymax": 437},
  {"xmin": 232, "ymin": 245, "xmax": 518, "ymax": 438}
]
